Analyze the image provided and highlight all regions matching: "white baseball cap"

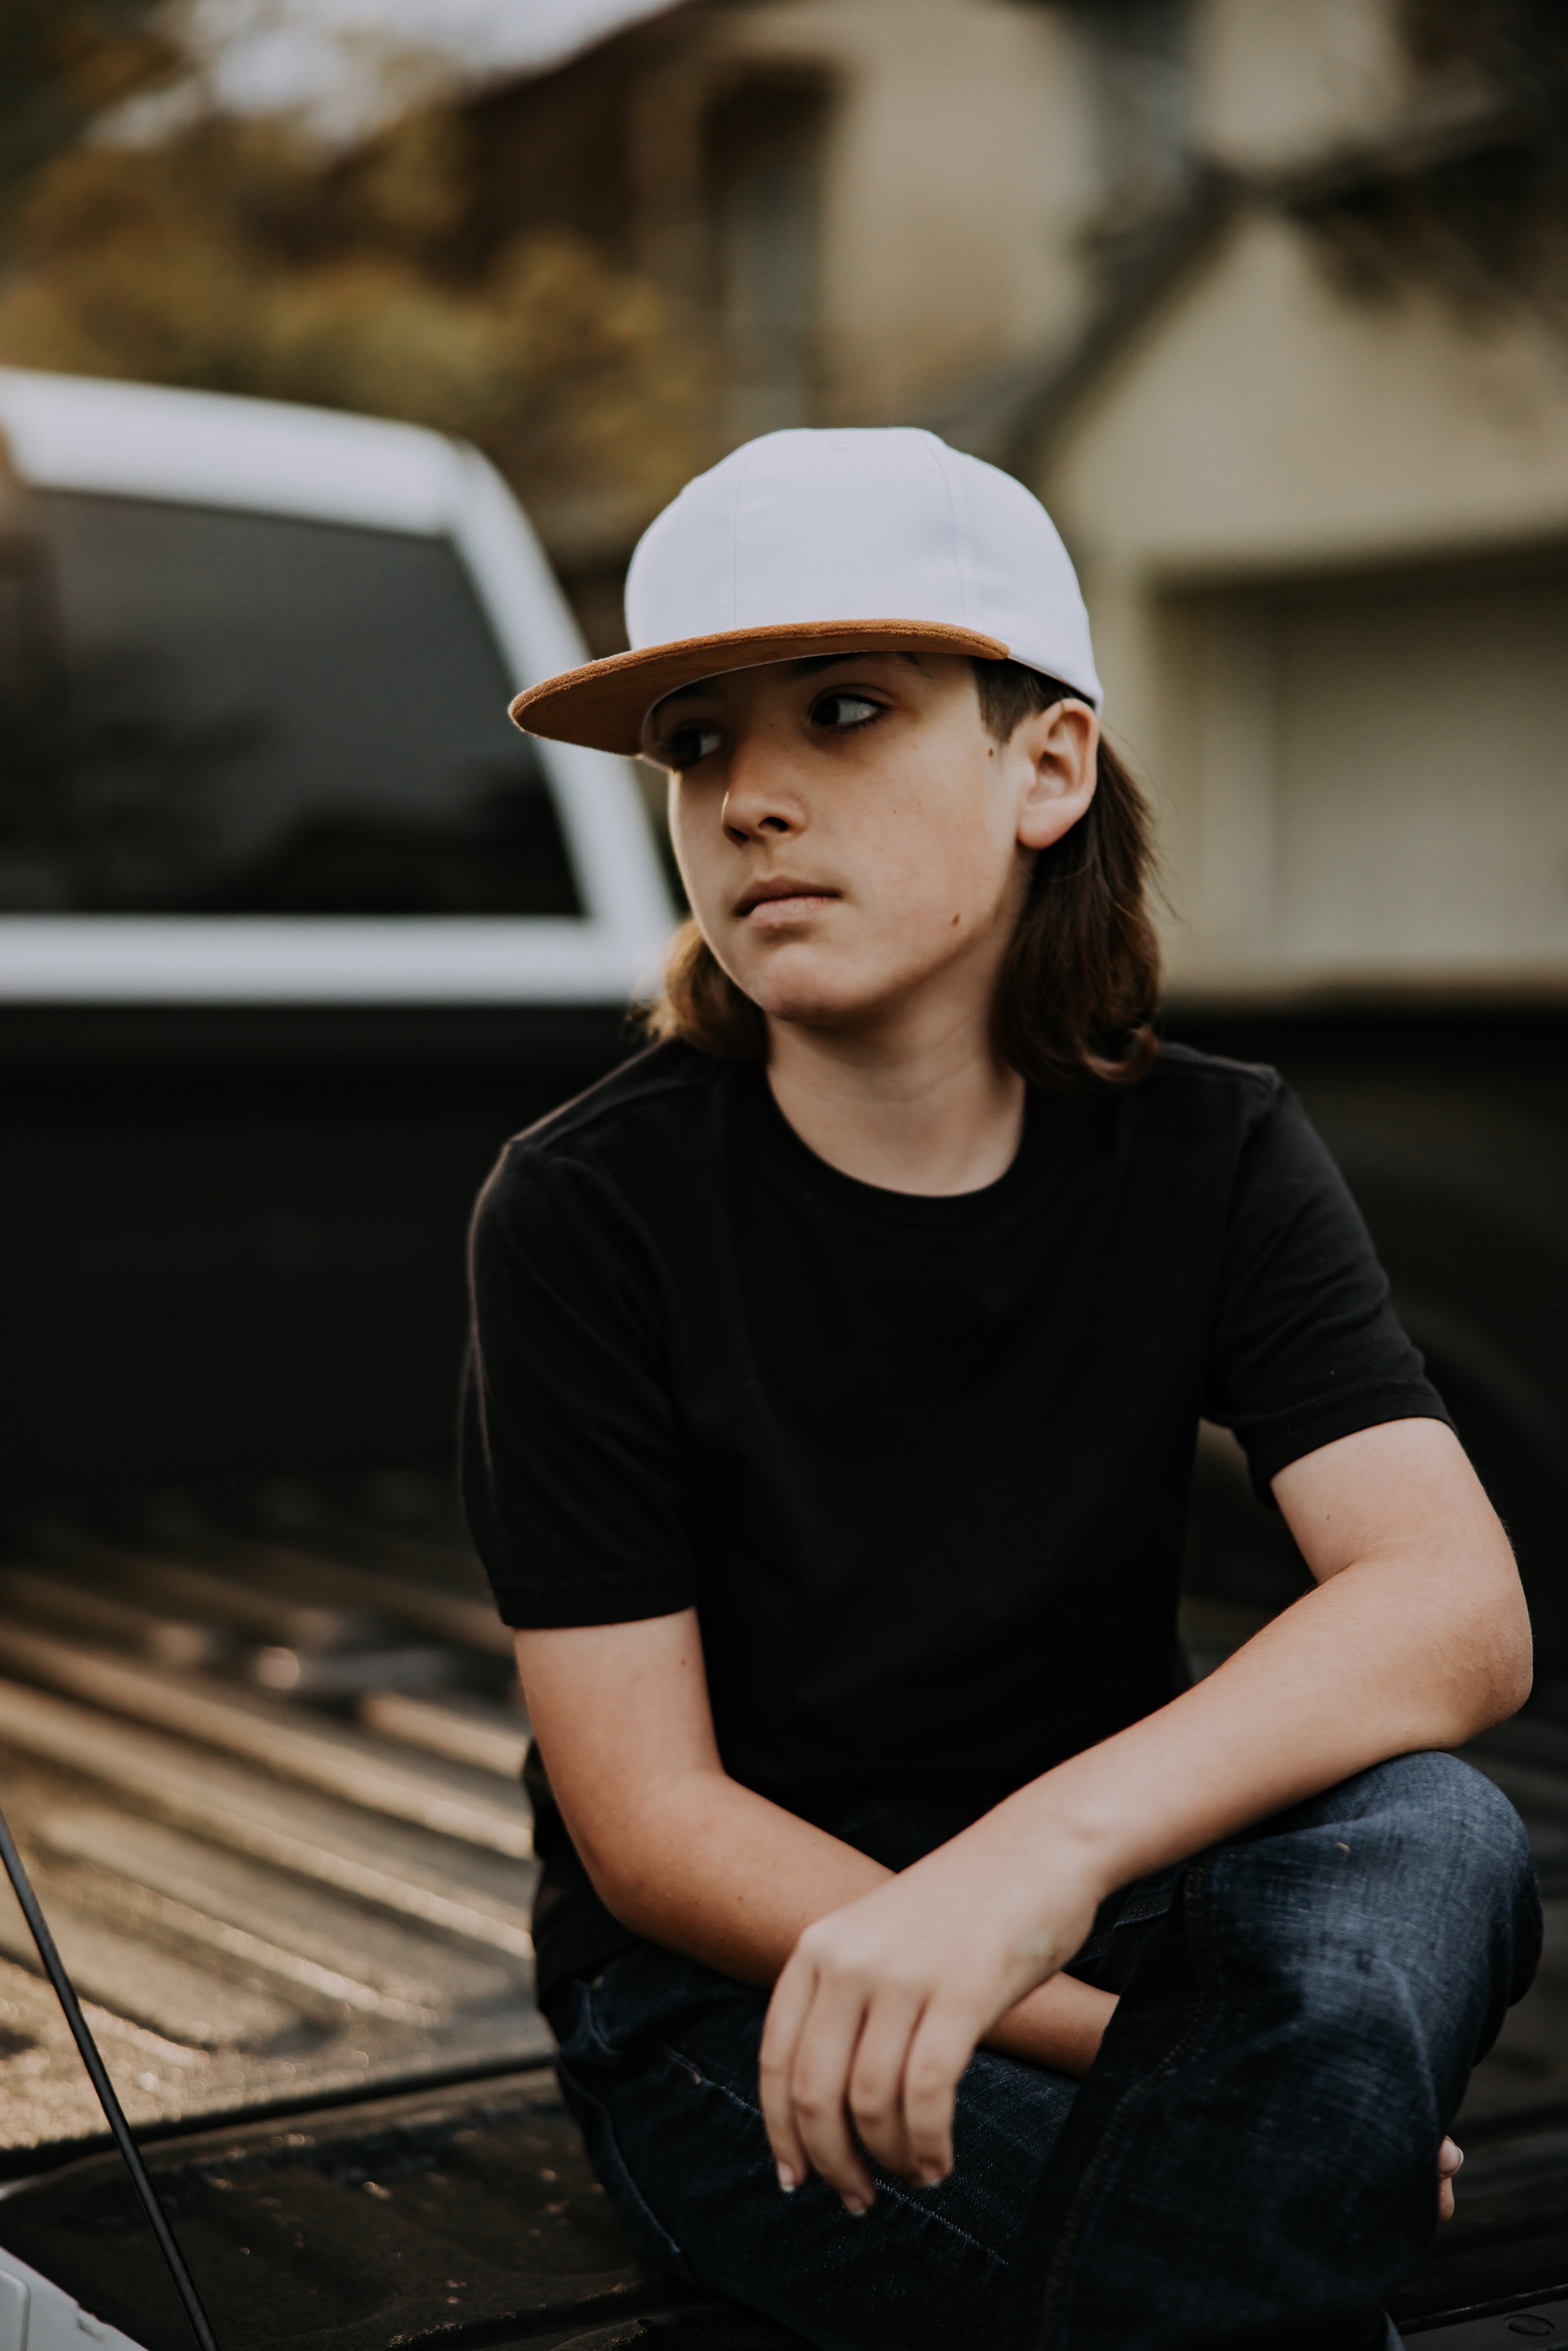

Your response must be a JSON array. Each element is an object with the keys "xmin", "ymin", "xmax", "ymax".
[{"xmin": 509, "ymin": 426, "xmax": 1101, "ymax": 755}]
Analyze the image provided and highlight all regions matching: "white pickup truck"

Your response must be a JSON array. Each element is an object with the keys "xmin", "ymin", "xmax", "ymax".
[{"xmin": 0, "ymin": 367, "xmax": 673, "ymax": 1493}]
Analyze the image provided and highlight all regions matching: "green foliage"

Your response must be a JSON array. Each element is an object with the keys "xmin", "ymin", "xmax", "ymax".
[{"xmin": 0, "ymin": 80, "xmax": 704, "ymax": 550}]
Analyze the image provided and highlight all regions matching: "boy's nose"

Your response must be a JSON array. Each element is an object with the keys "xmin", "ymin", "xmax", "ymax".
[{"xmin": 722, "ymin": 751, "xmax": 807, "ymax": 844}]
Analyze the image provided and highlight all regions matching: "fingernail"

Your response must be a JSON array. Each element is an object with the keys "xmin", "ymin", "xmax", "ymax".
[
  {"xmin": 919, "ymin": 2165, "xmax": 946, "ymax": 2189},
  {"xmin": 843, "ymin": 2197, "xmax": 870, "ymax": 2218},
  {"xmin": 776, "ymin": 2163, "xmax": 797, "ymax": 2194}
]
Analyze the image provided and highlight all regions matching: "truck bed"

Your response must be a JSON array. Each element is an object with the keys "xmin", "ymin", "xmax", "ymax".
[
  {"xmin": 0, "ymin": 1494, "xmax": 1564, "ymax": 2341},
  {"xmin": 0, "ymin": 1484, "xmax": 549, "ymax": 2158}
]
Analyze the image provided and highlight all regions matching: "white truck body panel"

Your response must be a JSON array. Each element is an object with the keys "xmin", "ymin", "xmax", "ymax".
[{"xmin": 0, "ymin": 2245, "xmax": 146, "ymax": 2351}]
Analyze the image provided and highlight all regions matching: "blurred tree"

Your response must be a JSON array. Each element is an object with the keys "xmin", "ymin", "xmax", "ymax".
[
  {"xmin": 1401, "ymin": 0, "xmax": 1568, "ymax": 109},
  {"xmin": 0, "ymin": 69, "xmax": 704, "ymax": 556},
  {"xmin": 1299, "ymin": 1, "xmax": 1568, "ymax": 329},
  {"xmin": 0, "ymin": 0, "xmax": 176, "ymax": 221}
]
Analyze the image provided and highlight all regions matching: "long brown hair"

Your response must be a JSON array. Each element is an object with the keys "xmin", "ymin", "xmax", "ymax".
[{"xmin": 642, "ymin": 658, "xmax": 1160, "ymax": 1092}]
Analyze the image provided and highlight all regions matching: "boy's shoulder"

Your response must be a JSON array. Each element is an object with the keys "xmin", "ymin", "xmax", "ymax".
[
  {"xmin": 1124, "ymin": 1040, "xmax": 1287, "ymax": 1150},
  {"xmin": 1145, "ymin": 1041, "xmax": 1283, "ymax": 1102},
  {"xmin": 486, "ymin": 1038, "xmax": 731, "ymax": 1203}
]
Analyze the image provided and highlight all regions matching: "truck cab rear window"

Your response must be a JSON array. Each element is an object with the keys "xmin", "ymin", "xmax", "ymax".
[{"xmin": 0, "ymin": 490, "xmax": 582, "ymax": 918}]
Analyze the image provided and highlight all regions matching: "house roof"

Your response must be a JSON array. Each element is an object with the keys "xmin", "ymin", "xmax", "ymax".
[{"xmin": 929, "ymin": 97, "xmax": 1543, "ymax": 486}]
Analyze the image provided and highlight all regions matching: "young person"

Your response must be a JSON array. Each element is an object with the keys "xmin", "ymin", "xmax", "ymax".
[{"xmin": 463, "ymin": 428, "xmax": 1539, "ymax": 2351}]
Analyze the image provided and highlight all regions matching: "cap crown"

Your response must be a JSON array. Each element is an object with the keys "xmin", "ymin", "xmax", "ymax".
[{"xmin": 624, "ymin": 425, "xmax": 1101, "ymax": 708}]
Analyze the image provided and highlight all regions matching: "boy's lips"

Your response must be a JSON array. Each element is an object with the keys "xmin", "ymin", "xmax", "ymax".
[{"xmin": 735, "ymin": 879, "xmax": 840, "ymax": 922}]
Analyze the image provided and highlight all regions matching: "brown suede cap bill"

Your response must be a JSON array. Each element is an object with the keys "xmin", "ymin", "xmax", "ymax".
[{"xmin": 508, "ymin": 617, "xmax": 1011, "ymax": 757}]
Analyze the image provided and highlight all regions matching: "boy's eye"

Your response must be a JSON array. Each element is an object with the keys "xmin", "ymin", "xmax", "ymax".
[
  {"xmin": 810, "ymin": 692, "xmax": 883, "ymax": 732},
  {"xmin": 664, "ymin": 721, "xmax": 722, "ymax": 770}
]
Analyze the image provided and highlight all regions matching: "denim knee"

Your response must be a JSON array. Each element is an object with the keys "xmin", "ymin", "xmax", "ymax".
[
  {"xmin": 1337, "ymin": 1750, "xmax": 1538, "ymax": 1960},
  {"xmin": 1214, "ymin": 1750, "xmax": 1542, "ymax": 2075}
]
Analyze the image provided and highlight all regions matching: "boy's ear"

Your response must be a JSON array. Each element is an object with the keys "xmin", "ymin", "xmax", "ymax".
[{"xmin": 1013, "ymin": 701, "xmax": 1099, "ymax": 851}]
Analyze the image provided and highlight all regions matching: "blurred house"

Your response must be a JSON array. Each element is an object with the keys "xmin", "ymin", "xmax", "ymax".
[
  {"xmin": 460, "ymin": 0, "xmax": 1193, "ymax": 640},
  {"xmin": 1010, "ymin": 0, "xmax": 1568, "ymax": 1003},
  {"xmin": 994, "ymin": 5, "xmax": 1568, "ymax": 1673}
]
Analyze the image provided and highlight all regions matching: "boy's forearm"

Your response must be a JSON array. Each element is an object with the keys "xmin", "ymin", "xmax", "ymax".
[
  {"xmin": 935, "ymin": 1546, "xmax": 1529, "ymax": 1923},
  {"xmin": 587, "ymin": 1769, "xmax": 882, "ymax": 1981},
  {"xmin": 583, "ymin": 1768, "xmax": 1114, "ymax": 2075}
]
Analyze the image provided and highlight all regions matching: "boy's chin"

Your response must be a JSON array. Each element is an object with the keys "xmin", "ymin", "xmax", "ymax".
[
  {"xmin": 737, "ymin": 947, "xmax": 855, "ymax": 1025},
  {"xmin": 754, "ymin": 976, "xmax": 902, "ymax": 1032},
  {"xmin": 746, "ymin": 937, "xmax": 972, "ymax": 1034}
]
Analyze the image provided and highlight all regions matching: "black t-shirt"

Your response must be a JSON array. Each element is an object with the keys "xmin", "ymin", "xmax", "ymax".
[{"xmin": 462, "ymin": 1039, "xmax": 1448, "ymax": 2002}]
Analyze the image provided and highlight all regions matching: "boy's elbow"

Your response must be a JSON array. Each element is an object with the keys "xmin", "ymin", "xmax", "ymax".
[
  {"xmin": 585, "ymin": 1852, "xmax": 660, "ymax": 1938},
  {"xmin": 1456, "ymin": 1584, "xmax": 1533, "ymax": 1740},
  {"xmin": 569, "ymin": 1824, "xmax": 656, "ymax": 1935},
  {"xmin": 570, "ymin": 1774, "xmax": 721, "ymax": 1942},
  {"xmin": 1485, "ymin": 1627, "xmax": 1533, "ymax": 1730}
]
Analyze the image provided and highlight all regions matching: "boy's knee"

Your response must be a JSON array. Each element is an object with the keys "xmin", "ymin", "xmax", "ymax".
[
  {"xmin": 1352, "ymin": 1750, "xmax": 1535, "ymax": 1910},
  {"xmin": 1246, "ymin": 1751, "xmax": 1543, "ymax": 2029}
]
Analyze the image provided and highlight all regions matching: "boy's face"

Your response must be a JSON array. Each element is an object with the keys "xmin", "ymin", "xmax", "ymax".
[{"xmin": 646, "ymin": 652, "xmax": 1098, "ymax": 1037}]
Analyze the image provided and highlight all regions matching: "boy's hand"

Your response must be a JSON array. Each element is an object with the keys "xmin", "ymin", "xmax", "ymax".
[
  {"xmin": 759, "ymin": 1844, "xmax": 1101, "ymax": 2212},
  {"xmin": 1439, "ymin": 2136, "xmax": 1462, "ymax": 2223}
]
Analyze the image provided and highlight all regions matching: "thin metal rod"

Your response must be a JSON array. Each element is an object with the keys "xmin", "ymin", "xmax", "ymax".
[{"xmin": 0, "ymin": 1802, "xmax": 219, "ymax": 2351}]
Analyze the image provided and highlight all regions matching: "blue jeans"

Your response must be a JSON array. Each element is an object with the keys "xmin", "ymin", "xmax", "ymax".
[{"xmin": 544, "ymin": 1754, "xmax": 1541, "ymax": 2351}]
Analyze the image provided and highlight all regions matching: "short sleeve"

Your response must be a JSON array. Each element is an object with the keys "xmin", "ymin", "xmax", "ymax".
[
  {"xmin": 1203, "ymin": 1083, "xmax": 1452, "ymax": 1501},
  {"xmin": 461, "ymin": 1145, "xmax": 697, "ymax": 1628}
]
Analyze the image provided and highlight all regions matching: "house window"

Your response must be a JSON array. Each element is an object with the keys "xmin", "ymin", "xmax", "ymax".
[{"xmin": 704, "ymin": 76, "xmax": 830, "ymax": 444}]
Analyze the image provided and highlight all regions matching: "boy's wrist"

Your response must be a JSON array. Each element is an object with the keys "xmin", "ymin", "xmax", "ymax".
[
  {"xmin": 977, "ymin": 1802, "xmax": 1128, "ymax": 1913},
  {"xmin": 987, "ymin": 1753, "xmax": 1176, "ymax": 1922}
]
